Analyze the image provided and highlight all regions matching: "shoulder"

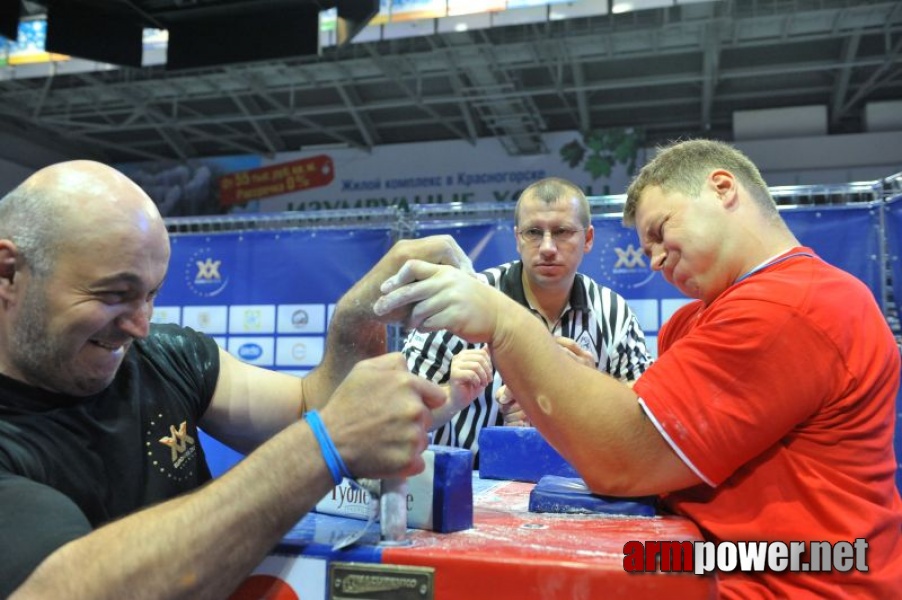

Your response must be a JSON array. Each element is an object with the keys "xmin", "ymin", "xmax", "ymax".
[
  {"xmin": 133, "ymin": 323, "xmax": 221, "ymax": 381},
  {"xmin": 658, "ymin": 300, "xmax": 704, "ymax": 352},
  {"xmin": 573, "ymin": 272, "xmax": 628, "ymax": 307},
  {"xmin": 124, "ymin": 323, "xmax": 222, "ymax": 415},
  {"xmin": 575, "ymin": 271, "xmax": 614, "ymax": 293},
  {"xmin": 138, "ymin": 323, "xmax": 219, "ymax": 358},
  {"xmin": 726, "ymin": 253, "xmax": 872, "ymax": 320},
  {"xmin": 0, "ymin": 475, "xmax": 92, "ymax": 597},
  {"xmin": 478, "ymin": 260, "xmax": 520, "ymax": 286}
]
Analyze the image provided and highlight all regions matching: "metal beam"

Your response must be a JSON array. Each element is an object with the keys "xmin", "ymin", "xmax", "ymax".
[
  {"xmin": 830, "ymin": 30, "xmax": 862, "ymax": 123},
  {"xmin": 839, "ymin": 31, "xmax": 902, "ymax": 115},
  {"xmin": 701, "ymin": 23, "xmax": 720, "ymax": 131}
]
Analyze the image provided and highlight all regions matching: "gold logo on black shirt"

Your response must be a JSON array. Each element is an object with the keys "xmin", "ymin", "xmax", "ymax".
[{"xmin": 159, "ymin": 421, "xmax": 196, "ymax": 464}]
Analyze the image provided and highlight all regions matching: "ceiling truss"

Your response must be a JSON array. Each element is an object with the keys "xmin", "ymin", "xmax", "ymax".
[{"xmin": 0, "ymin": 0, "xmax": 899, "ymax": 166}]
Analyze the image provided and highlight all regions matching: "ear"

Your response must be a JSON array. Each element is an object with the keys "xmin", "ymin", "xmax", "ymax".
[
  {"xmin": 0, "ymin": 240, "xmax": 20, "ymax": 302},
  {"xmin": 513, "ymin": 224, "xmax": 524, "ymax": 255},
  {"xmin": 583, "ymin": 224, "xmax": 595, "ymax": 253},
  {"xmin": 708, "ymin": 169, "xmax": 739, "ymax": 208}
]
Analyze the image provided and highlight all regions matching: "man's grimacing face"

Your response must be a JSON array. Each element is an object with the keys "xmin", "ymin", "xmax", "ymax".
[
  {"xmin": 5, "ymin": 218, "xmax": 170, "ymax": 396},
  {"xmin": 633, "ymin": 184, "xmax": 730, "ymax": 304}
]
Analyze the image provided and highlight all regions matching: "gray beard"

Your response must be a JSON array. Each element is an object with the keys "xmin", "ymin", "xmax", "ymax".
[{"xmin": 8, "ymin": 282, "xmax": 103, "ymax": 396}]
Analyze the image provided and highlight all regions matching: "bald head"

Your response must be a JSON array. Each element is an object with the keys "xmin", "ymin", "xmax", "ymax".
[
  {"xmin": 26, "ymin": 160, "xmax": 161, "ymax": 226},
  {"xmin": 0, "ymin": 160, "xmax": 166, "ymax": 278}
]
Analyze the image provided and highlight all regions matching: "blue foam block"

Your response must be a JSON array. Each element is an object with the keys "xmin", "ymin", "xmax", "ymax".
[
  {"xmin": 431, "ymin": 445, "xmax": 474, "ymax": 532},
  {"xmin": 529, "ymin": 475, "xmax": 657, "ymax": 517},
  {"xmin": 478, "ymin": 426, "xmax": 579, "ymax": 482}
]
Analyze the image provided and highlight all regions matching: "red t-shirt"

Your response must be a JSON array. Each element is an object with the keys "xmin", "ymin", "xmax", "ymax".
[{"xmin": 634, "ymin": 248, "xmax": 902, "ymax": 598}]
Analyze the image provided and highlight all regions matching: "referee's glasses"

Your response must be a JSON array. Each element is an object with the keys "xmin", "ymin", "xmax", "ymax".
[{"xmin": 517, "ymin": 227, "xmax": 584, "ymax": 246}]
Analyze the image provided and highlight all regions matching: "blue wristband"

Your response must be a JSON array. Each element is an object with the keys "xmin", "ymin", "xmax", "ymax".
[{"xmin": 305, "ymin": 409, "xmax": 352, "ymax": 486}]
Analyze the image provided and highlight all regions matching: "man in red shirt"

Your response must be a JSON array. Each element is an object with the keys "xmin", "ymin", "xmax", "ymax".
[{"xmin": 376, "ymin": 139, "xmax": 902, "ymax": 597}]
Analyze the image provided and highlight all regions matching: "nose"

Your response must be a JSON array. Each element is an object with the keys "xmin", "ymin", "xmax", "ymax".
[
  {"xmin": 649, "ymin": 246, "xmax": 667, "ymax": 271},
  {"xmin": 117, "ymin": 300, "xmax": 152, "ymax": 339},
  {"xmin": 538, "ymin": 232, "xmax": 558, "ymax": 252}
]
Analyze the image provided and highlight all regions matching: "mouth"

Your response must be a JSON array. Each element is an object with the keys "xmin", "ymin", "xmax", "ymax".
[{"xmin": 90, "ymin": 339, "xmax": 129, "ymax": 355}]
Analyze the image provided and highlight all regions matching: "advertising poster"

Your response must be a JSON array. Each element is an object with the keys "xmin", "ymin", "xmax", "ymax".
[{"xmin": 118, "ymin": 128, "xmax": 645, "ymax": 218}]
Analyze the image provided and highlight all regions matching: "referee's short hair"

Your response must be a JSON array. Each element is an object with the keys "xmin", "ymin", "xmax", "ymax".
[{"xmin": 515, "ymin": 177, "xmax": 590, "ymax": 228}]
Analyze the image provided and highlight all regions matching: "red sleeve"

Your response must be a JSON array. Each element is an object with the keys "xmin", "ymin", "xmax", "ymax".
[
  {"xmin": 657, "ymin": 300, "xmax": 703, "ymax": 355},
  {"xmin": 633, "ymin": 298, "xmax": 848, "ymax": 485}
]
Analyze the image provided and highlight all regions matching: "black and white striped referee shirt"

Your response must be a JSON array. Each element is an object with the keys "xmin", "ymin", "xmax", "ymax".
[{"xmin": 402, "ymin": 260, "xmax": 653, "ymax": 458}]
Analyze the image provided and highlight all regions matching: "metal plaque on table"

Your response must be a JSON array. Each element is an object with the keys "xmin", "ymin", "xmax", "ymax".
[{"xmin": 329, "ymin": 562, "xmax": 434, "ymax": 600}]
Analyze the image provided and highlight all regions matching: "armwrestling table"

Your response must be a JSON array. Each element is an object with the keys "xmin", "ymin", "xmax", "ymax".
[{"xmin": 228, "ymin": 475, "xmax": 716, "ymax": 600}]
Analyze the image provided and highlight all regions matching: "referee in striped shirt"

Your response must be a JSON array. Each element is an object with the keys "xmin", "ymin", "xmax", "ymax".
[{"xmin": 403, "ymin": 177, "xmax": 653, "ymax": 462}]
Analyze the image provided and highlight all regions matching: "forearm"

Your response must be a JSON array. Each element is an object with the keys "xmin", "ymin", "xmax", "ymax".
[
  {"xmin": 12, "ymin": 421, "xmax": 332, "ymax": 600},
  {"xmin": 372, "ymin": 260, "xmax": 689, "ymax": 493},
  {"xmin": 305, "ymin": 293, "xmax": 387, "ymax": 412},
  {"xmin": 488, "ymin": 302, "xmax": 659, "ymax": 494}
]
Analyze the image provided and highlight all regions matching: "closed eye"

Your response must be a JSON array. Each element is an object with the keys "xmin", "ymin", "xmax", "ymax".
[
  {"xmin": 648, "ymin": 218, "xmax": 667, "ymax": 245},
  {"xmin": 96, "ymin": 291, "xmax": 129, "ymax": 304},
  {"xmin": 96, "ymin": 288, "xmax": 160, "ymax": 305}
]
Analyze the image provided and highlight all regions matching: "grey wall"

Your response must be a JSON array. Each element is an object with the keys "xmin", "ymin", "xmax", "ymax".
[
  {"xmin": 1, "ymin": 130, "xmax": 900, "ymax": 198},
  {"xmin": 737, "ymin": 131, "xmax": 902, "ymax": 186}
]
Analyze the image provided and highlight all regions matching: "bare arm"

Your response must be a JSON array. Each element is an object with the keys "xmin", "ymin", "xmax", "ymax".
[
  {"xmin": 296, "ymin": 235, "xmax": 474, "ymax": 417},
  {"xmin": 200, "ymin": 235, "xmax": 475, "ymax": 453},
  {"xmin": 497, "ymin": 337, "xmax": 593, "ymax": 427},
  {"xmin": 488, "ymin": 310, "xmax": 694, "ymax": 496},
  {"xmin": 11, "ymin": 353, "xmax": 444, "ymax": 600},
  {"xmin": 375, "ymin": 261, "xmax": 699, "ymax": 497},
  {"xmin": 197, "ymin": 269, "xmax": 394, "ymax": 454},
  {"xmin": 12, "ymin": 419, "xmax": 334, "ymax": 600},
  {"xmin": 554, "ymin": 336, "xmax": 596, "ymax": 367},
  {"xmin": 198, "ymin": 349, "xmax": 304, "ymax": 453}
]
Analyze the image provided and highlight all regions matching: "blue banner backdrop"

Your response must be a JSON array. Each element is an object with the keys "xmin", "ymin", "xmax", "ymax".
[
  {"xmin": 781, "ymin": 204, "xmax": 882, "ymax": 301},
  {"xmin": 156, "ymin": 203, "xmax": 891, "ymax": 478},
  {"xmin": 881, "ymin": 196, "xmax": 902, "ymax": 492},
  {"xmin": 158, "ymin": 228, "xmax": 394, "ymax": 308},
  {"xmin": 415, "ymin": 204, "xmax": 882, "ymax": 358},
  {"xmin": 883, "ymin": 196, "xmax": 902, "ymax": 311}
]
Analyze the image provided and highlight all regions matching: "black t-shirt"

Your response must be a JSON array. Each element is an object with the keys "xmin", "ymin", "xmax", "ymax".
[{"xmin": 0, "ymin": 323, "xmax": 220, "ymax": 597}]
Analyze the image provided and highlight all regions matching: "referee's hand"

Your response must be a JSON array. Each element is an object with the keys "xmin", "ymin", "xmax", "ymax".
[
  {"xmin": 496, "ymin": 385, "xmax": 530, "ymax": 427},
  {"xmin": 555, "ymin": 336, "xmax": 596, "ymax": 368}
]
